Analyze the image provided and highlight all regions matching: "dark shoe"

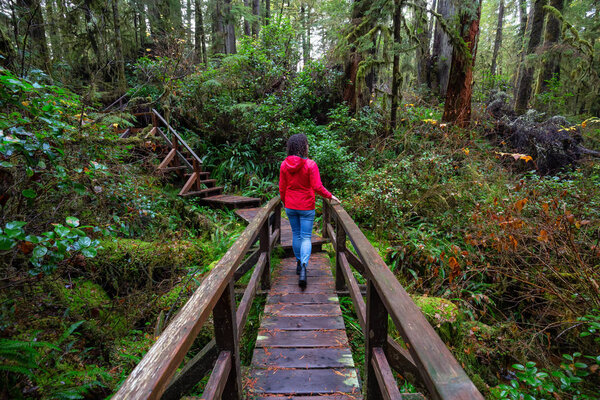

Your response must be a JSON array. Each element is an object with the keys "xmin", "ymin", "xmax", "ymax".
[
  {"xmin": 299, "ymin": 264, "xmax": 307, "ymax": 288},
  {"xmin": 296, "ymin": 259, "xmax": 301, "ymax": 275}
]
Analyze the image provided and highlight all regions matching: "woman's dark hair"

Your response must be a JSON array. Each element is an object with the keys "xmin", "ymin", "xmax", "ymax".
[{"xmin": 286, "ymin": 133, "xmax": 308, "ymax": 158}]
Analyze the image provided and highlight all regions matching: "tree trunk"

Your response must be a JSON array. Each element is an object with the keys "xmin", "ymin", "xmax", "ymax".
[
  {"xmin": 301, "ymin": 4, "xmax": 310, "ymax": 66},
  {"xmin": 45, "ymin": 0, "xmax": 61, "ymax": 62},
  {"xmin": 195, "ymin": 0, "xmax": 207, "ymax": 62},
  {"xmin": 17, "ymin": 0, "xmax": 51, "ymax": 73},
  {"xmin": 442, "ymin": 0, "xmax": 482, "ymax": 128},
  {"xmin": 211, "ymin": 0, "xmax": 226, "ymax": 53},
  {"xmin": 265, "ymin": 0, "xmax": 271, "ymax": 25},
  {"xmin": 224, "ymin": 0, "xmax": 236, "ymax": 54},
  {"xmin": 535, "ymin": 0, "xmax": 564, "ymax": 95},
  {"xmin": 514, "ymin": 0, "xmax": 546, "ymax": 114},
  {"xmin": 243, "ymin": 0, "xmax": 251, "ymax": 35},
  {"xmin": 490, "ymin": 0, "xmax": 504, "ymax": 78},
  {"xmin": 415, "ymin": 0, "xmax": 430, "ymax": 86},
  {"xmin": 0, "ymin": 23, "xmax": 17, "ymax": 71},
  {"xmin": 342, "ymin": 0, "xmax": 373, "ymax": 112},
  {"xmin": 112, "ymin": 0, "xmax": 126, "ymax": 93},
  {"xmin": 431, "ymin": 0, "xmax": 454, "ymax": 97},
  {"xmin": 518, "ymin": 0, "xmax": 528, "ymax": 37},
  {"xmin": 187, "ymin": 0, "xmax": 193, "ymax": 42},
  {"xmin": 390, "ymin": 0, "xmax": 402, "ymax": 130},
  {"xmin": 252, "ymin": 0, "xmax": 260, "ymax": 36}
]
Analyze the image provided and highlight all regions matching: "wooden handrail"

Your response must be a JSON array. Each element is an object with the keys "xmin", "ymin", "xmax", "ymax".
[
  {"xmin": 152, "ymin": 109, "xmax": 203, "ymax": 166},
  {"xmin": 113, "ymin": 197, "xmax": 281, "ymax": 400},
  {"xmin": 323, "ymin": 199, "xmax": 483, "ymax": 400}
]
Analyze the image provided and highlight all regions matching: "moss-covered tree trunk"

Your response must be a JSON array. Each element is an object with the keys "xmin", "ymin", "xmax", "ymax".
[
  {"xmin": 490, "ymin": 0, "xmax": 504, "ymax": 78},
  {"xmin": 431, "ymin": 0, "xmax": 455, "ymax": 97},
  {"xmin": 111, "ymin": 0, "xmax": 126, "ymax": 94},
  {"xmin": 224, "ymin": 0, "xmax": 236, "ymax": 54},
  {"xmin": 211, "ymin": 0, "xmax": 226, "ymax": 53},
  {"xmin": 17, "ymin": 0, "xmax": 51, "ymax": 74},
  {"xmin": 252, "ymin": 0, "xmax": 260, "ymax": 36},
  {"xmin": 514, "ymin": 0, "xmax": 546, "ymax": 114},
  {"xmin": 0, "ymin": 22, "xmax": 17, "ymax": 71},
  {"xmin": 195, "ymin": 0, "xmax": 207, "ymax": 63},
  {"xmin": 535, "ymin": 0, "xmax": 564, "ymax": 95},
  {"xmin": 442, "ymin": 0, "xmax": 482, "ymax": 128},
  {"xmin": 415, "ymin": 0, "xmax": 430, "ymax": 87},
  {"xmin": 390, "ymin": 0, "xmax": 402, "ymax": 131}
]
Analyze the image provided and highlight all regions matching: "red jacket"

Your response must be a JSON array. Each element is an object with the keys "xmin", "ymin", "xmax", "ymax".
[{"xmin": 279, "ymin": 156, "xmax": 332, "ymax": 210}]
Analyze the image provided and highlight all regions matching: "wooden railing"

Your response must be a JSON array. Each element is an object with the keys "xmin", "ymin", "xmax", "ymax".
[
  {"xmin": 114, "ymin": 195, "xmax": 482, "ymax": 399},
  {"xmin": 322, "ymin": 198, "xmax": 484, "ymax": 400},
  {"xmin": 113, "ymin": 197, "xmax": 281, "ymax": 400}
]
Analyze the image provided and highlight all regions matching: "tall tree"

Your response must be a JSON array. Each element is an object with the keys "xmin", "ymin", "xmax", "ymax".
[
  {"xmin": 211, "ymin": 0, "xmax": 226, "ymax": 53},
  {"xmin": 244, "ymin": 0, "xmax": 252, "ymax": 35},
  {"xmin": 514, "ymin": 0, "xmax": 546, "ymax": 114},
  {"xmin": 390, "ymin": 0, "xmax": 403, "ymax": 130},
  {"xmin": 442, "ymin": 0, "xmax": 482, "ymax": 127},
  {"xmin": 111, "ymin": 0, "xmax": 126, "ymax": 93},
  {"xmin": 431, "ymin": 0, "xmax": 455, "ymax": 97},
  {"xmin": 17, "ymin": 0, "xmax": 51, "ymax": 73},
  {"xmin": 44, "ymin": 0, "xmax": 62, "ymax": 63},
  {"xmin": 224, "ymin": 0, "xmax": 236, "ymax": 53},
  {"xmin": 170, "ymin": 0, "xmax": 184, "ymax": 32},
  {"xmin": 490, "ymin": 0, "xmax": 504, "ymax": 78},
  {"xmin": 252, "ymin": 0, "xmax": 260, "ymax": 36},
  {"xmin": 301, "ymin": 4, "xmax": 310, "ymax": 65},
  {"xmin": 535, "ymin": 0, "xmax": 564, "ymax": 95},
  {"xmin": 265, "ymin": 0, "xmax": 271, "ymax": 25},
  {"xmin": 415, "ymin": 0, "xmax": 430, "ymax": 86},
  {"xmin": 342, "ymin": 0, "xmax": 374, "ymax": 112},
  {"xmin": 0, "ymin": 23, "xmax": 17, "ymax": 71},
  {"xmin": 187, "ymin": 0, "xmax": 193, "ymax": 42},
  {"xmin": 195, "ymin": 0, "xmax": 207, "ymax": 63}
]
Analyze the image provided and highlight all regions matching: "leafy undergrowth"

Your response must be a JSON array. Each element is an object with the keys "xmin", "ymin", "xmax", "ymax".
[
  {"xmin": 337, "ymin": 103, "xmax": 600, "ymax": 397},
  {"xmin": 0, "ymin": 69, "xmax": 246, "ymax": 398}
]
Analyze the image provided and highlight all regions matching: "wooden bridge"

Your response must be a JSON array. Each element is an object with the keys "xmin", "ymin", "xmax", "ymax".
[{"xmin": 112, "ymin": 194, "xmax": 484, "ymax": 399}]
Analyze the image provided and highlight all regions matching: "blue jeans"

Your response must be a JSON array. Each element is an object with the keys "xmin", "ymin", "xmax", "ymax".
[{"xmin": 285, "ymin": 208, "xmax": 315, "ymax": 267}]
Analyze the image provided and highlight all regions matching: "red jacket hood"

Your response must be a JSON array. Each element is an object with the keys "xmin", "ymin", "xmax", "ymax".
[{"xmin": 282, "ymin": 155, "xmax": 306, "ymax": 173}]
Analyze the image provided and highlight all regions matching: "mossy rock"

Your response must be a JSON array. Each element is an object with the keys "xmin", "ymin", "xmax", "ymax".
[
  {"xmin": 411, "ymin": 295, "xmax": 462, "ymax": 343},
  {"xmin": 86, "ymin": 238, "xmax": 209, "ymax": 297}
]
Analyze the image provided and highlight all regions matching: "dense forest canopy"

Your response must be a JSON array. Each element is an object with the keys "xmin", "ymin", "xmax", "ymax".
[{"xmin": 1, "ymin": 0, "xmax": 600, "ymax": 398}]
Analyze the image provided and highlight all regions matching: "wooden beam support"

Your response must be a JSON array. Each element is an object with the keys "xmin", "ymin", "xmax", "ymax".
[
  {"xmin": 236, "ymin": 253, "xmax": 267, "ymax": 333},
  {"xmin": 335, "ymin": 216, "xmax": 347, "ymax": 291},
  {"xmin": 179, "ymin": 172, "xmax": 197, "ymax": 196},
  {"xmin": 259, "ymin": 221, "xmax": 271, "ymax": 291},
  {"xmin": 213, "ymin": 281, "xmax": 242, "ymax": 399},
  {"xmin": 201, "ymin": 351, "xmax": 231, "ymax": 399},
  {"xmin": 365, "ymin": 279, "xmax": 388, "ymax": 400},
  {"xmin": 372, "ymin": 347, "xmax": 403, "ymax": 400},
  {"xmin": 233, "ymin": 248, "xmax": 260, "ymax": 281},
  {"xmin": 157, "ymin": 148, "xmax": 177, "ymax": 170}
]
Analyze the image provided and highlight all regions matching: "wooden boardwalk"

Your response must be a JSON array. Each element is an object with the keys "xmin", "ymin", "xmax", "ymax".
[{"xmin": 245, "ymin": 252, "xmax": 362, "ymax": 398}]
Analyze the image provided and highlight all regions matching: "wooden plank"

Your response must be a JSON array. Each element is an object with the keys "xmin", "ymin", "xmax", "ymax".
[
  {"xmin": 236, "ymin": 253, "xmax": 267, "ymax": 334},
  {"xmin": 270, "ymin": 283, "xmax": 335, "ymax": 294},
  {"xmin": 256, "ymin": 329, "xmax": 348, "ymax": 348},
  {"xmin": 113, "ymin": 197, "xmax": 280, "ymax": 400},
  {"xmin": 372, "ymin": 347, "xmax": 403, "ymax": 400},
  {"xmin": 329, "ymin": 200, "xmax": 483, "ymax": 399},
  {"xmin": 250, "ymin": 396, "xmax": 360, "ymax": 400},
  {"xmin": 180, "ymin": 187, "xmax": 223, "ymax": 197},
  {"xmin": 335, "ymin": 218, "xmax": 347, "ymax": 291},
  {"xmin": 338, "ymin": 252, "xmax": 366, "ymax": 330},
  {"xmin": 264, "ymin": 303, "xmax": 341, "ymax": 317},
  {"xmin": 276, "ymin": 268, "xmax": 331, "ymax": 277},
  {"xmin": 260, "ymin": 221, "xmax": 271, "ymax": 291},
  {"xmin": 179, "ymin": 172, "xmax": 198, "ymax": 196},
  {"xmin": 212, "ymin": 281, "xmax": 241, "ymax": 399},
  {"xmin": 273, "ymin": 275, "xmax": 335, "ymax": 286},
  {"xmin": 201, "ymin": 351, "xmax": 231, "ymax": 399},
  {"xmin": 251, "ymin": 347, "xmax": 354, "ymax": 368},
  {"xmin": 233, "ymin": 248, "xmax": 260, "ymax": 281},
  {"xmin": 345, "ymin": 249, "xmax": 365, "ymax": 276},
  {"xmin": 267, "ymin": 293, "xmax": 338, "ymax": 304},
  {"xmin": 158, "ymin": 148, "xmax": 177, "ymax": 170},
  {"xmin": 261, "ymin": 315, "xmax": 345, "ymax": 330},
  {"xmin": 246, "ymin": 368, "xmax": 360, "ymax": 395}
]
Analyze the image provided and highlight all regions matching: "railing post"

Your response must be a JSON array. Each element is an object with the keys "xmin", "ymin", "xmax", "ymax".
[
  {"xmin": 335, "ymin": 213, "xmax": 346, "ymax": 291},
  {"xmin": 212, "ymin": 281, "xmax": 241, "ymax": 399},
  {"xmin": 322, "ymin": 199, "xmax": 330, "ymax": 239},
  {"xmin": 260, "ymin": 220, "xmax": 271, "ymax": 290},
  {"xmin": 152, "ymin": 111, "xmax": 158, "ymax": 131},
  {"xmin": 274, "ymin": 203, "xmax": 282, "ymax": 245},
  {"xmin": 365, "ymin": 279, "xmax": 387, "ymax": 400},
  {"xmin": 193, "ymin": 158, "xmax": 201, "ymax": 191}
]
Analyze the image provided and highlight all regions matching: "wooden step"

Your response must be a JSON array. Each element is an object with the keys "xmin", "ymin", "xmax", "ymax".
[
  {"xmin": 197, "ymin": 179, "xmax": 217, "ymax": 187},
  {"xmin": 180, "ymin": 186, "xmax": 223, "ymax": 197},
  {"xmin": 184, "ymin": 172, "xmax": 210, "ymax": 179},
  {"xmin": 158, "ymin": 165, "xmax": 189, "ymax": 173},
  {"xmin": 202, "ymin": 195, "xmax": 261, "ymax": 209}
]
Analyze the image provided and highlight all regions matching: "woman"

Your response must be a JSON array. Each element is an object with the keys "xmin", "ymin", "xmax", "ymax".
[{"xmin": 279, "ymin": 134, "xmax": 339, "ymax": 287}]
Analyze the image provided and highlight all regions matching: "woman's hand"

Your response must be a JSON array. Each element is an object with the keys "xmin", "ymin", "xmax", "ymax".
[{"xmin": 330, "ymin": 195, "xmax": 340, "ymax": 204}]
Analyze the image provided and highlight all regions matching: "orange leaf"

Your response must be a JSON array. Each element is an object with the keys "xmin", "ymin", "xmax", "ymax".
[
  {"xmin": 538, "ymin": 230, "xmax": 549, "ymax": 243},
  {"xmin": 514, "ymin": 198, "xmax": 528, "ymax": 213}
]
